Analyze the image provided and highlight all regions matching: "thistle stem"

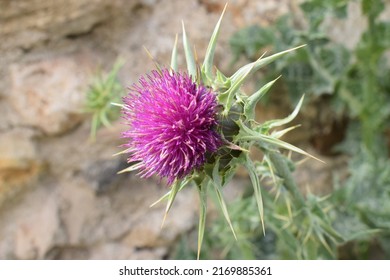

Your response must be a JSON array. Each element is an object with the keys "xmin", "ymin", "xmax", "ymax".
[{"xmin": 267, "ymin": 151, "xmax": 305, "ymax": 208}]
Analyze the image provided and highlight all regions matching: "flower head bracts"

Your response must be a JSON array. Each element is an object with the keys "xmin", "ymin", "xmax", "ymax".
[{"xmin": 122, "ymin": 69, "xmax": 221, "ymax": 185}]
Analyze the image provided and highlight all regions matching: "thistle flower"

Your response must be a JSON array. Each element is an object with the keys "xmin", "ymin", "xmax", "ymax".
[
  {"xmin": 121, "ymin": 69, "xmax": 221, "ymax": 185},
  {"xmin": 117, "ymin": 4, "xmax": 327, "ymax": 259}
]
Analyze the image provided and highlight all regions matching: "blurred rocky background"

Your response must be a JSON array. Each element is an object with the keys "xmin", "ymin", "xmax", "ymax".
[{"xmin": 0, "ymin": 0, "xmax": 386, "ymax": 259}]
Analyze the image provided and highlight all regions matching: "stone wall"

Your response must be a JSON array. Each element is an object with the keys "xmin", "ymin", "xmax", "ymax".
[
  {"xmin": 0, "ymin": 0, "xmax": 371, "ymax": 259},
  {"xmin": 0, "ymin": 0, "xmax": 293, "ymax": 260}
]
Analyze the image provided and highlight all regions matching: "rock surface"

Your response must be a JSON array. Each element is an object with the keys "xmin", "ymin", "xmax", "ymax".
[
  {"xmin": 8, "ymin": 55, "xmax": 90, "ymax": 135},
  {"xmin": 0, "ymin": 0, "xmax": 367, "ymax": 259},
  {"xmin": 0, "ymin": 128, "xmax": 40, "ymax": 207}
]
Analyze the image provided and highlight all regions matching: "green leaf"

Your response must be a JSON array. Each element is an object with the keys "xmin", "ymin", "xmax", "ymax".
[
  {"xmin": 162, "ymin": 180, "xmax": 181, "ymax": 227},
  {"xmin": 271, "ymin": 125, "xmax": 300, "ymax": 139},
  {"xmin": 243, "ymin": 155, "xmax": 265, "ymax": 234},
  {"xmin": 202, "ymin": 3, "xmax": 227, "ymax": 80},
  {"xmin": 344, "ymin": 228, "xmax": 382, "ymax": 241},
  {"xmin": 106, "ymin": 59, "xmax": 124, "ymax": 90},
  {"xmin": 85, "ymin": 58, "xmax": 124, "ymax": 140},
  {"xmin": 314, "ymin": 227, "xmax": 334, "ymax": 256},
  {"xmin": 149, "ymin": 177, "xmax": 191, "ymax": 207},
  {"xmin": 170, "ymin": 34, "xmax": 179, "ymax": 73},
  {"xmin": 229, "ymin": 52, "xmax": 265, "ymax": 87},
  {"xmin": 259, "ymin": 134, "xmax": 324, "ymax": 163},
  {"xmin": 90, "ymin": 113, "xmax": 99, "ymax": 141},
  {"xmin": 362, "ymin": 0, "xmax": 384, "ymax": 20},
  {"xmin": 264, "ymin": 94, "xmax": 305, "ymax": 129},
  {"xmin": 245, "ymin": 76, "xmax": 280, "ymax": 120},
  {"xmin": 317, "ymin": 218, "xmax": 344, "ymax": 244},
  {"xmin": 197, "ymin": 180, "xmax": 209, "ymax": 260},
  {"xmin": 370, "ymin": 22, "xmax": 390, "ymax": 52},
  {"xmin": 219, "ymin": 58, "xmax": 256, "ymax": 114},
  {"xmin": 263, "ymin": 154, "xmax": 277, "ymax": 185},
  {"xmin": 182, "ymin": 22, "xmax": 197, "ymax": 79},
  {"xmin": 99, "ymin": 109, "xmax": 111, "ymax": 128},
  {"xmin": 230, "ymin": 45, "xmax": 305, "ymax": 83},
  {"xmin": 236, "ymin": 120, "xmax": 324, "ymax": 163},
  {"xmin": 211, "ymin": 158, "xmax": 237, "ymax": 240}
]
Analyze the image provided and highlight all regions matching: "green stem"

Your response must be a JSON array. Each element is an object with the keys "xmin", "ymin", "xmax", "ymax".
[
  {"xmin": 267, "ymin": 151, "xmax": 305, "ymax": 208},
  {"xmin": 359, "ymin": 9, "xmax": 382, "ymax": 152}
]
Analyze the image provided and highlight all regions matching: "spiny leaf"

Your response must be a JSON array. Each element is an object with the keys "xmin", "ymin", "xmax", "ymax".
[
  {"xmin": 197, "ymin": 180, "xmax": 209, "ymax": 260},
  {"xmin": 182, "ymin": 21, "xmax": 197, "ymax": 79},
  {"xmin": 90, "ymin": 114, "xmax": 99, "ymax": 141},
  {"xmin": 161, "ymin": 180, "xmax": 181, "ymax": 228},
  {"xmin": 230, "ymin": 45, "xmax": 306, "ymax": 82},
  {"xmin": 285, "ymin": 195, "xmax": 293, "ymax": 219},
  {"xmin": 317, "ymin": 218, "xmax": 344, "ymax": 243},
  {"xmin": 236, "ymin": 121, "xmax": 324, "ymax": 163},
  {"xmin": 149, "ymin": 178, "xmax": 191, "ymax": 207},
  {"xmin": 202, "ymin": 3, "xmax": 228, "ymax": 80},
  {"xmin": 245, "ymin": 76, "xmax": 281, "ymax": 120},
  {"xmin": 259, "ymin": 135, "xmax": 325, "ymax": 163},
  {"xmin": 243, "ymin": 155, "xmax": 265, "ymax": 234},
  {"xmin": 99, "ymin": 110, "xmax": 111, "ymax": 127},
  {"xmin": 220, "ymin": 59, "xmax": 256, "ymax": 114},
  {"xmin": 344, "ymin": 228, "xmax": 382, "ymax": 241},
  {"xmin": 230, "ymin": 52, "xmax": 266, "ymax": 85},
  {"xmin": 211, "ymin": 69, "xmax": 230, "ymax": 96},
  {"xmin": 271, "ymin": 125, "xmax": 301, "ymax": 139},
  {"xmin": 303, "ymin": 226, "xmax": 313, "ymax": 245},
  {"xmin": 259, "ymin": 134, "xmax": 324, "ymax": 163},
  {"xmin": 211, "ymin": 158, "xmax": 237, "ymax": 240},
  {"xmin": 264, "ymin": 95, "xmax": 305, "ymax": 129},
  {"xmin": 263, "ymin": 154, "xmax": 277, "ymax": 185},
  {"xmin": 107, "ymin": 59, "xmax": 124, "ymax": 87},
  {"xmin": 314, "ymin": 227, "xmax": 334, "ymax": 256},
  {"xmin": 86, "ymin": 59, "xmax": 124, "ymax": 140}
]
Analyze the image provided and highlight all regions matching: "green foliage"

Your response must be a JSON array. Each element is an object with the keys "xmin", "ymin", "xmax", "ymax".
[
  {"xmin": 202, "ymin": 0, "xmax": 390, "ymax": 260},
  {"xmin": 230, "ymin": 0, "xmax": 390, "ymax": 151},
  {"xmin": 230, "ymin": 4, "xmax": 350, "ymax": 103},
  {"xmin": 331, "ymin": 145, "xmax": 390, "ymax": 258},
  {"xmin": 346, "ymin": 11, "xmax": 390, "ymax": 149},
  {"xmin": 205, "ymin": 193, "xmax": 277, "ymax": 260},
  {"xmin": 361, "ymin": 0, "xmax": 384, "ymax": 19},
  {"xmin": 85, "ymin": 60, "xmax": 124, "ymax": 140},
  {"xmin": 175, "ymin": 165, "xmax": 345, "ymax": 260}
]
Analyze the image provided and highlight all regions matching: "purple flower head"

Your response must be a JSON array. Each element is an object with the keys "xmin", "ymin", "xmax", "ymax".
[{"xmin": 122, "ymin": 69, "xmax": 222, "ymax": 185}]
